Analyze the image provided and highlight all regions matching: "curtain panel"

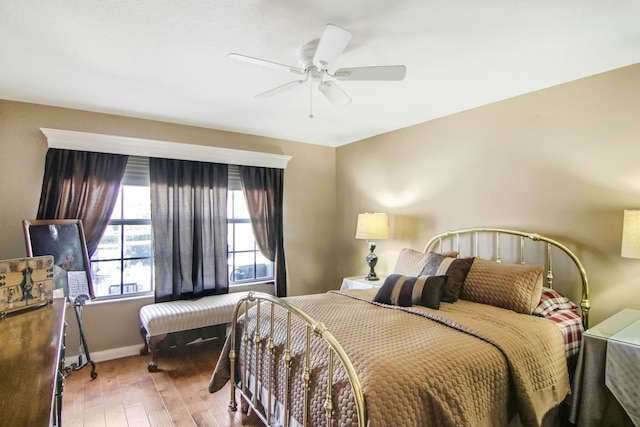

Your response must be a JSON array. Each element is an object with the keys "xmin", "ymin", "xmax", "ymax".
[
  {"xmin": 150, "ymin": 158, "xmax": 228, "ymax": 302},
  {"xmin": 240, "ymin": 166, "xmax": 287, "ymax": 297},
  {"xmin": 36, "ymin": 148, "xmax": 128, "ymax": 256}
]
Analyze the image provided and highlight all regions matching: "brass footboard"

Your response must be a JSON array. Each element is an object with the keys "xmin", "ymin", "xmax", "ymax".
[{"xmin": 228, "ymin": 291, "xmax": 366, "ymax": 427}]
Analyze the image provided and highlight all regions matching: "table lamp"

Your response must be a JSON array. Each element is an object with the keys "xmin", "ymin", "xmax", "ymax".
[
  {"xmin": 621, "ymin": 209, "xmax": 640, "ymax": 259},
  {"xmin": 355, "ymin": 213, "xmax": 389, "ymax": 280}
]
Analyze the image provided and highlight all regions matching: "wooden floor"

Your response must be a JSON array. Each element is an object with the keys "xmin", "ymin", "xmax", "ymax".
[{"xmin": 62, "ymin": 338, "xmax": 262, "ymax": 427}]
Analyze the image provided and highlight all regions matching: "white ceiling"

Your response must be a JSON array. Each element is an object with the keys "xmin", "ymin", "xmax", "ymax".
[{"xmin": 1, "ymin": 1, "xmax": 639, "ymax": 147}]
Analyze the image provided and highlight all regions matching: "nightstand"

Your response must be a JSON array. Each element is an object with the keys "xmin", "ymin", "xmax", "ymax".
[
  {"xmin": 340, "ymin": 275, "xmax": 386, "ymax": 290},
  {"xmin": 570, "ymin": 308, "xmax": 640, "ymax": 427}
]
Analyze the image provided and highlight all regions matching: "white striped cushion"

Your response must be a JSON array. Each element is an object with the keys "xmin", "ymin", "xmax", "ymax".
[{"xmin": 140, "ymin": 292, "xmax": 249, "ymax": 337}]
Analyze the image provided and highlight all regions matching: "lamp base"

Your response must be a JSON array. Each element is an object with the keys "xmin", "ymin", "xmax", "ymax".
[{"xmin": 365, "ymin": 242, "xmax": 379, "ymax": 281}]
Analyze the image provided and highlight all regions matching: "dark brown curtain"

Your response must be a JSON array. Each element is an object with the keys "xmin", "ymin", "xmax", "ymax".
[
  {"xmin": 36, "ymin": 148, "xmax": 128, "ymax": 257},
  {"xmin": 239, "ymin": 166, "xmax": 287, "ymax": 297},
  {"xmin": 150, "ymin": 158, "xmax": 228, "ymax": 302}
]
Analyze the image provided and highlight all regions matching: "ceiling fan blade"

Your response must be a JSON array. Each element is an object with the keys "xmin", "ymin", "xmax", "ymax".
[
  {"xmin": 333, "ymin": 65, "xmax": 407, "ymax": 81},
  {"xmin": 318, "ymin": 81, "xmax": 351, "ymax": 106},
  {"xmin": 256, "ymin": 79, "xmax": 306, "ymax": 98},
  {"xmin": 312, "ymin": 24, "xmax": 352, "ymax": 70},
  {"xmin": 227, "ymin": 53, "xmax": 304, "ymax": 74}
]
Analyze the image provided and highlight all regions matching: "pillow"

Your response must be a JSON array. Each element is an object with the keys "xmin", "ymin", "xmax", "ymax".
[
  {"xmin": 420, "ymin": 252, "xmax": 474, "ymax": 303},
  {"xmin": 461, "ymin": 257, "xmax": 544, "ymax": 314},
  {"xmin": 393, "ymin": 248, "xmax": 431, "ymax": 276},
  {"xmin": 533, "ymin": 287, "xmax": 578, "ymax": 317},
  {"xmin": 374, "ymin": 274, "xmax": 448, "ymax": 309}
]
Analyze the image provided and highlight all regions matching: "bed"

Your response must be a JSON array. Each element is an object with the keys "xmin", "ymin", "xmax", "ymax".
[{"xmin": 209, "ymin": 228, "xmax": 590, "ymax": 427}]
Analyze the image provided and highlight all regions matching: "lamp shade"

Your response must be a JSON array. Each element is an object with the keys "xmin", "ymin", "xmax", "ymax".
[
  {"xmin": 355, "ymin": 213, "xmax": 389, "ymax": 240},
  {"xmin": 621, "ymin": 209, "xmax": 640, "ymax": 259}
]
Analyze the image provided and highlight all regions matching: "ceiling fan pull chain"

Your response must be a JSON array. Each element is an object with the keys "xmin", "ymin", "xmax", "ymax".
[{"xmin": 309, "ymin": 81, "xmax": 314, "ymax": 119}]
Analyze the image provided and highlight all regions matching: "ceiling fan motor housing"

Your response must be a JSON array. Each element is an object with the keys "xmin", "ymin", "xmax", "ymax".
[{"xmin": 297, "ymin": 39, "xmax": 324, "ymax": 80}]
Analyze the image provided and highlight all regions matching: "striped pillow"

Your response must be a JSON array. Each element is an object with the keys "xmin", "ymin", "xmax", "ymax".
[
  {"xmin": 421, "ymin": 252, "xmax": 475, "ymax": 303},
  {"xmin": 373, "ymin": 274, "xmax": 448, "ymax": 309}
]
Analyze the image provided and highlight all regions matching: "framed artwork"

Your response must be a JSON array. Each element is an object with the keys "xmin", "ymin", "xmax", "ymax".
[{"xmin": 23, "ymin": 219, "xmax": 94, "ymax": 300}]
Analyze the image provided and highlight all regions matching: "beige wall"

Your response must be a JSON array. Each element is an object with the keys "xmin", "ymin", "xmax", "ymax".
[
  {"xmin": 337, "ymin": 63, "xmax": 640, "ymax": 326},
  {"xmin": 0, "ymin": 100, "xmax": 337, "ymax": 354}
]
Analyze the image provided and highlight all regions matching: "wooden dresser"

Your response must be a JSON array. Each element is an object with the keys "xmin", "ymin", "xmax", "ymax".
[{"xmin": 0, "ymin": 298, "xmax": 66, "ymax": 426}]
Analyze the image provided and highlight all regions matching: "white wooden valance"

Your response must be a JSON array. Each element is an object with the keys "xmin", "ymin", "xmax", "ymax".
[{"xmin": 40, "ymin": 128, "xmax": 292, "ymax": 169}]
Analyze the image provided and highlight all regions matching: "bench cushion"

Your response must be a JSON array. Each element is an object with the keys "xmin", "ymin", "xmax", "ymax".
[{"xmin": 140, "ymin": 292, "xmax": 248, "ymax": 337}]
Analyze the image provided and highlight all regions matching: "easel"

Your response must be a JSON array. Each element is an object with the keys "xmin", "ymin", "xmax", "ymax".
[{"xmin": 65, "ymin": 294, "xmax": 97, "ymax": 379}]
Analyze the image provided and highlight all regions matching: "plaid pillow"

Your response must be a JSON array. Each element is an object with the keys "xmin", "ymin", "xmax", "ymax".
[{"xmin": 533, "ymin": 287, "xmax": 578, "ymax": 317}]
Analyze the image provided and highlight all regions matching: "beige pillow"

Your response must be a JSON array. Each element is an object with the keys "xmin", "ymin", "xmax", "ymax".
[
  {"xmin": 461, "ymin": 257, "xmax": 544, "ymax": 314},
  {"xmin": 393, "ymin": 248, "xmax": 430, "ymax": 276}
]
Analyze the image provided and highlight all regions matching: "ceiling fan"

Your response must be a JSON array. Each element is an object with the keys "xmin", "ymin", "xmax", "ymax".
[{"xmin": 228, "ymin": 24, "xmax": 406, "ymax": 110}]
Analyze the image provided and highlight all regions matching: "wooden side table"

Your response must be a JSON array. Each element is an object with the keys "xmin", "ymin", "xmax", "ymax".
[
  {"xmin": 570, "ymin": 308, "xmax": 640, "ymax": 427},
  {"xmin": 340, "ymin": 275, "xmax": 386, "ymax": 290}
]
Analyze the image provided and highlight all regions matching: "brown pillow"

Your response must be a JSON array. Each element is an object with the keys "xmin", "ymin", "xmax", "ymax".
[
  {"xmin": 421, "ymin": 252, "xmax": 474, "ymax": 303},
  {"xmin": 374, "ymin": 274, "xmax": 448, "ymax": 309},
  {"xmin": 461, "ymin": 257, "xmax": 544, "ymax": 314},
  {"xmin": 393, "ymin": 248, "xmax": 430, "ymax": 276}
]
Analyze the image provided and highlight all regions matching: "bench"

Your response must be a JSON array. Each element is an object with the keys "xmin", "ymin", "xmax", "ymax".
[{"xmin": 139, "ymin": 292, "xmax": 249, "ymax": 372}]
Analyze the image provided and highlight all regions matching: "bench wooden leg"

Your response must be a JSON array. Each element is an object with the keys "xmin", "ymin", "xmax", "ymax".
[
  {"xmin": 145, "ymin": 334, "xmax": 166, "ymax": 372},
  {"xmin": 139, "ymin": 326, "xmax": 150, "ymax": 355}
]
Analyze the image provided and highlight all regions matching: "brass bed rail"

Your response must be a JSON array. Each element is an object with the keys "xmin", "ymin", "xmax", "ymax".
[
  {"xmin": 228, "ymin": 291, "xmax": 367, "ymax": 427},
  {"xmin": 424, "ymin": 228, "xmax": 591, "ymax": 328}
]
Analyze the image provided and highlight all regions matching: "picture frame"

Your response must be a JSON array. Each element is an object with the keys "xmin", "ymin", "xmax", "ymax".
[{"xmin": 23, "ymin": 219, "xmax": 94, "ymax": 300}]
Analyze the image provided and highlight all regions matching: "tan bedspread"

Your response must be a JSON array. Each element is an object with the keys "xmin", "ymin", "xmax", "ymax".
[{"xmin": 209, "ymin": 289, "xmax": 569, "ymax": 427}]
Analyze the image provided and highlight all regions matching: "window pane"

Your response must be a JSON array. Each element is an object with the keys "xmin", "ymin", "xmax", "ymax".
[
  {"xmin": 231, "ymin": 252, "xmax": 256, "ymax": 281},
  {"xmin": 234, "ymin": 223, "xmax": 256, "ymax": 251},
  {"xmin": 93, "ymin": 225, "xmax": 122, "ymax": 261},
  {"xmin": 123, "ymin": 260, "xmax": 152, "ymax": 293},
  {"xmin": 230, "ymin": 190, "xmax": 249, "ymax": 219},
  {"xmin": 122, "ymin": 186, "xmax": 150, "ymax": 219},
  {"xmin": 124, "ymin": 224, "xmax": 152, "ymax": 258},
  {"xmin": 91, "ymin": 260, "xmax": 122, "ymax": 297}
]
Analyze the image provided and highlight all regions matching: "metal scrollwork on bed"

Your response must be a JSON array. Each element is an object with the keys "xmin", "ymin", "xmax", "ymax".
[{"xmin": 219, "ymin": 227, "xmax": 591, "ymax": 427}]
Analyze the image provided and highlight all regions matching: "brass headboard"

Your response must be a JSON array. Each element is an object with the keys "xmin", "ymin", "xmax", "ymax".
[{"xmin": 424, "ymin": 228, "xmax": 590, "ymax": 329}]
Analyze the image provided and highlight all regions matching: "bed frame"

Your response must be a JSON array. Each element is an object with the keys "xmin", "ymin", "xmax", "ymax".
[{"xmin": 227, "ymin": 228, "xmax": 591, "ymax": 427}]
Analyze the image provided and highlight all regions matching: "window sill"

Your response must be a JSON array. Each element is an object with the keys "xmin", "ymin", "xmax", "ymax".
[{"xmin": 88, "ymin": 292, "xmax": 154, "ymax": 305}]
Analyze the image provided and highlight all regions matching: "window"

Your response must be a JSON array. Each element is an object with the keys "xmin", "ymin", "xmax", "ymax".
[
  {"xmin": 90, "ymin": 159, "xmax": 274, "ymax": 299},
  {"xmin": 90, "ymin": 157, "xmax": 153, "ymax": 297},
  {"xmin": 227, "ymin": 164, "xmax": 274, "ymax": 284},
  {"xmin": 228, "ymin": 190, "xmax": 274, "ymax": 283}
]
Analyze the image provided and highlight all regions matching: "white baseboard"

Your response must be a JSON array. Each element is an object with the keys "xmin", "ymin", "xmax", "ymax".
[{"xmin": 64, "ymin": 344, "xmax": 143, "ymax": 368}]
